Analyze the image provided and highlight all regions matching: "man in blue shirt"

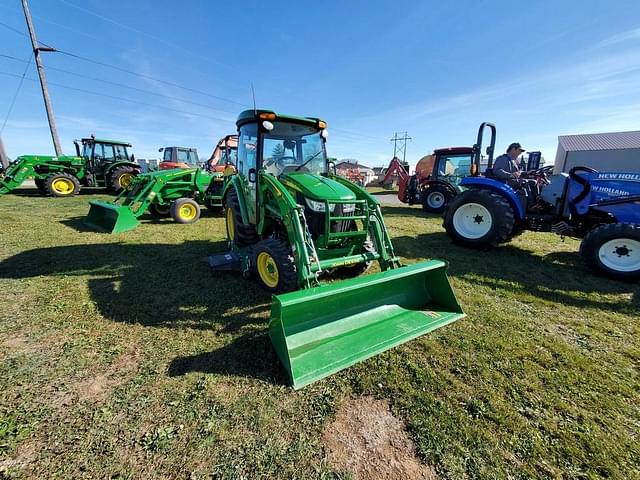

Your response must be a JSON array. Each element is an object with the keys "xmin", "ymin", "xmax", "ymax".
[{"xmin": 493, "ymin": 142, "xmax": 524, "ymax": 183}]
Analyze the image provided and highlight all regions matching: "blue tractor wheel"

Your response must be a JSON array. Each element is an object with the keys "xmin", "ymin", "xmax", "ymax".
[
  {"xmin": 443, "ymin": 189, "xmax": 515, "ymax": 248},
  {"xmin": 580, "ymin": 223, "xmax": 640, "ymax": 281}
]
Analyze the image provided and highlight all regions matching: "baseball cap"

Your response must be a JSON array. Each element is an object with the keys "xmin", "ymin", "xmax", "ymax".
[{"xmin": 507, "ymin": 142, "xmax": 525, "ymax": 152}]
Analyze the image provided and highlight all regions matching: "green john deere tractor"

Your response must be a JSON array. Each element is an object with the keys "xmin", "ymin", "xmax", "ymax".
[
  {"xmin": 84, "ymin": 134, "xmax": 239, "ymax": 233},
  {"xmin": 0, "ymin": 136, "xmax": 140, "ymax": 197},
  {"xmin": 84, "ymin": 167, "xmax": 229, "ymax": 233},
  {"xmin": 209, "ymin": 110, "xmax": 465, "ymax": 389}
]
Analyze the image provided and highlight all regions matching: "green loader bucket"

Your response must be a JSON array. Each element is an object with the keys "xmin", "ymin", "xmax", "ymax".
[
  {"xmin": 85, "ymin": 200, "xmax": 140, "ymax": 233},
  {"xmin": 269, "ymin": 260, "xmax": 464, "ymax": 389}
]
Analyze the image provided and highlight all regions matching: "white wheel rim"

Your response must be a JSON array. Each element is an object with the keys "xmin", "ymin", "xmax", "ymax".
[
  {"xmin": 598, "ymin": 238, "xmax": 640, "ymax": 272},
  {"xmin": 452, "ymin": 203, "xmax": 493, "ymax": 239},
  {"xmin": 427, "ymin": 192, "xmax": 445, "ymax": 208}
]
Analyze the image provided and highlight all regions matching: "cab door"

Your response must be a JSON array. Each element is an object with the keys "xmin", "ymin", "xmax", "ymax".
[{"xmin": 237, "ymin": 123, "xmax": 258, "ymax": 223}]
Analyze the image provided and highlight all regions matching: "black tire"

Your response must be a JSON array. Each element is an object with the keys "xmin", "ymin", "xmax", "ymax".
[
  {"xmin": 204, "ymin": 196, "xmax": 223, "ymax": 213},
  {"xmin": 225, "ymin": 189, "xmax": 258, "ymax": 247},
  {"xmin": 422, "ymin": 185, "xmax": 453, "ymax": 213},
  {"xmin": 34, "ymin": 178, "xmax": 47, "ymax": 193},
  {"xmin": 149, "ymin": 203, "xmax": 171, "ymax": 218},
  {"xmin": 170, "ymin": 198, "xmax": 201, "ymax": 224},
  {"xmin": 443, "ymin": 189, "xmax": 515, "ymax": 248},
  {"xmin": 109, "ymin": 166, "xmax": 138, "ymax": 193},
  {"xmin": 252, "ymin": 238, "xmax": 298, "ymax": 293},
  {"xmin": 579, "ymin": 223, "xmax": 640, "ymax": 281},
  {"xmin": 44, "ymin": 173, "xmax": 80, "ymax": 197}
]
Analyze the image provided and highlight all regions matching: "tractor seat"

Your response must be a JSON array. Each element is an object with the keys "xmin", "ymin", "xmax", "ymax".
[{"xmin": 484, "ymin": 167, "xmax": 495, "ymax": 178}]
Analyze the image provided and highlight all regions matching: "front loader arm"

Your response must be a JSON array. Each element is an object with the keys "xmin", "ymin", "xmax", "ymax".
[
  {"xmin": 0, "ymin": 157, "xmax": 36, "ymax": 196},
  {"xmin": 259, "ymin": 172, "xmax": 319, "ymax": 288},
  {"xmin": 328, "ymin": 173, "xmax": 401, "ymax": 269}
]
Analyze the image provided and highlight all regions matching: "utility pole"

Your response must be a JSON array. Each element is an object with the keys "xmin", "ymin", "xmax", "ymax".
[
  {"xmin": 390, "ymin": 132, "xmax": 411, "ymax": 163},
  {"xmin": 0, "ymin": 135, "xmax": 9, "ymax": 170},
  {"xmin": 21, "ymin": 0, "xmax": 63, "ymax": 156}
]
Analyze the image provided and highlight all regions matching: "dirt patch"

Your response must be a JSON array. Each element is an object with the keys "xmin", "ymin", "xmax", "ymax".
[
  {"xmin": 1, "ymin": 334, "xmax": 39, "ymax": 355},
  {"xmin": 76, "ymin": 347, "xmax": 141, "ymax": 402},
  {"xmin": 322, "ymin": 396, "xmax": 438, "ymax": 480},
  {"xmin": 0, "ymin": 441, "xmax": 38, "ymax": 474}
]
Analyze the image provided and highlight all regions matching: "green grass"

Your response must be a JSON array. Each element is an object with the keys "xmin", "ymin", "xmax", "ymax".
[{"xmin": 0, "ymin": 187, "xmax": 638, "ymax": 479}]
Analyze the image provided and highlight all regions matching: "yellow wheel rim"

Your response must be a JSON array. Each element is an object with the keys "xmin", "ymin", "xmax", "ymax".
[
  {"xmin": 119, "ymin": 173, "xmax": 135, "ymax": 187},
  {"xmin": 179, "ymin": 203, "xmax": 197, "ymax": 220},
  {"xmin": 52, "ymin": 177, "xmax": 74, "ymax": 195},
  {"xmin": 257, "ymin": 252, "xmax": 279, "ymax": 288},
  {"xmin": 226, "ymin": 207, "xmax": 235, "ymax": 241}
]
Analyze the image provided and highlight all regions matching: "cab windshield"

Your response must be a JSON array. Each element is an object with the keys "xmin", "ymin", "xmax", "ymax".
[{"xmin": 261, "ymin": 122, "xmax": 327, "ymax": 176}]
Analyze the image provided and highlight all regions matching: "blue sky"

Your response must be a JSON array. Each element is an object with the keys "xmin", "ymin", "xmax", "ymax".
[{"xmin": 1, "ymin": 0, "xmax": 639, "ymax": 169}]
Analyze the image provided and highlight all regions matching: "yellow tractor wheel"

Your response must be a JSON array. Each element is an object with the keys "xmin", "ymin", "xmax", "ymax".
[
  {"xmin": 45, "ymin": 173, "xmax": 80, "ymax": 197},
  {"xmin": 170, "ymin": 198, "xmax": 201, "ymax": 224}
]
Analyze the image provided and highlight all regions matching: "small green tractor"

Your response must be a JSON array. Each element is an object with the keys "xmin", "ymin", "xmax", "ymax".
[
  {"xmin": 209, "ymin": 110, "xmax": 465, "ymax": 389},
  {"xmin": 85, "ymin": 168, "xmax": 224, "ymax": 233},
  {"xmin": 0, "ymin": 136, "xmax": 140, "ymax": 197},
  {"xmin": 84, "ymin": 135, "xmax": 238, "ymax": 233}
]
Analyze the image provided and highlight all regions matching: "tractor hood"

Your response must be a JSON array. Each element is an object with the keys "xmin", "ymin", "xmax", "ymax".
[{"xmin": 279, "ymin": 172, "xmax": 355, "ymax": 201}]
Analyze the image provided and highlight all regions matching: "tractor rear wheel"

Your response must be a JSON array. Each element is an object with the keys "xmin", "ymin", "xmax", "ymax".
[
  {"xmin": 422, "ymin": 185, "xmax": 453, "ymax": 213},
  {"xmin": 45, "ymin": 173, "xmax": 80, "ymax": 197},
  {"xmin": 149, "ymin": 203, "xmax": 171, "ymax": 218},
  {"xmin": 225, "ymin": 189, "xmax": 258, "ymax": 247},
  {"xmin": 109, "ymin": 166, "xmax": 138, "ymax": 193},
  {"xmin": 170, "ymin": 198, "xmax": 201, "ymax": 224},
  {"xmin": 443, "ymin": 189, "xmax": 515, "ymax": 248},
  {"xmin": 252, "ymin": 238, "xmax": 298, "ymax": 293},
  {"xmin": 580, "ymin": 223, "xmax": 640, "ymax": 281}
]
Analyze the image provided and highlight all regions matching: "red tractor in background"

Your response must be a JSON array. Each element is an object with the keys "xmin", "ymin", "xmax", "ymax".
[{"xmin": 381, "ymin": 123, "xmax": 497, "ymax": 213}]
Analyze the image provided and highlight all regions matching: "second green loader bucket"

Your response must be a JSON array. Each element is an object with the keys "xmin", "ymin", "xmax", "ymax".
[
  {"xmin": 269, "ymin": 260, "xmax": 464, "ymax": 389},
  {"xmin": 85, "ymin": 200, "xmax": 140, "ymax": 233}
]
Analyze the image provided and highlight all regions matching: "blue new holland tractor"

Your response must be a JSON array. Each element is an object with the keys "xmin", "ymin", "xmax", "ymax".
[{"xmin": 443, "ymin": 165, "xmax": 640, "ymax": 281}]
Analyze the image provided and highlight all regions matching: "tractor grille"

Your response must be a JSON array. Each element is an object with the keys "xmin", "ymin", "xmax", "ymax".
[{"xmin": 303, "ymin": 203, "xmax": 355, "ymax": 240}]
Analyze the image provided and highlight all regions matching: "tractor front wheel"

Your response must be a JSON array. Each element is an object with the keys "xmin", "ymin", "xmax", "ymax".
[
  {"xmin": 580, "ymin": 223, "xmax": 640, "ymax": 281},
  {"xmin": 443, "ymin": 189, "xmax": 515, "ymax": 248},
  {"xmin": 253, "ymin": 239, "xmax": 298, "ymax": 294},
  {"xmin": 34, "ymin": 178, "xmax": 47, "ymax": 193},
  {"xmin": 45, "ymin": 173, "xmax": 80, "ymax": 197},
  {"xmin": 422, "ymin": 185, "xmax": 453, "ymax": 213},
  {"xmin": 170, "ymin": 198, "xmax": 201, "ymax": 224},
  {"xmin": 149, "ymin": 203, "xmax": 171, "ymax": 218},
  {"xmin": 225, "ymin": 189, "xmax": 258, "ymax": 247},
  {"xmin": 109, "ymin": 167, "xmax": 138, "ymax": 193}
]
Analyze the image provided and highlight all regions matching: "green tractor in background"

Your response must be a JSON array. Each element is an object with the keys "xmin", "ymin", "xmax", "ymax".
[
  {"xmin": 84, "ymin": 134, "xmax": 239, "ymax": 233},
  {"xmin": 0, "ymin": 136, "xmax": 140, "ymax": 197},
  {"xmin": 210, "ymin": 110, "xmax": 465, "ymax": 389}
]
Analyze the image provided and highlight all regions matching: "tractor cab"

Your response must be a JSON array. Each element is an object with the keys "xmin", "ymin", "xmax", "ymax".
[
  {"xmin": 158, "ymin": 147, "xmax": 200, "ymax": 170},
  {"xmin": 430, "ymin": 147, "xmax": 474, "ymax": 186},
  {"xmin": 73, "ymin": 136, "xmax": 139, "ymax": 191}
]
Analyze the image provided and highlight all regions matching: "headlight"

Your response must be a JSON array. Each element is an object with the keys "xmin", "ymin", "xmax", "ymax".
[
  {"xmin": 342, "ymin": 203, "xmax": 356, "ymax": 213},
  {"xmin": 305, "ymin": 198, "xmax": 335, "ymax": 213}
]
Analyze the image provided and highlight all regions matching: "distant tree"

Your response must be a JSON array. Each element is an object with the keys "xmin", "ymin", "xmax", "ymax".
[{"xmin": 272, "ymin": 143, "xmax": 285, "ymax": 159}]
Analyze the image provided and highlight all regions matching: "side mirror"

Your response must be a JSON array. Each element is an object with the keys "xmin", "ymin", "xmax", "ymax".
[
  {"xmin": 158, "ymin": 148, "xmax": 164, "ymax": 152},
  {"xmin": 248, "ymin": 168, "xmax": 257, "ymax": 183},
  {"xmin": 328, "ymin": 160, "xmax": 336, "ymax": 175}
]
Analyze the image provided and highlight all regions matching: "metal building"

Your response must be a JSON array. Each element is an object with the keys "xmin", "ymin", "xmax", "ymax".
[{"xmin": 553, "ymin": 130, "xmax": 640, "ymax": 173}]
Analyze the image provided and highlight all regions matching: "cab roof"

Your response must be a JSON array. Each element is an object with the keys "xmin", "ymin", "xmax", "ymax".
[
  {"xmin": 81, "ymin": 137, "xmax": 132, "ymax": 147},
  {"xmin": 236, "ymin": 109, "xmax": 325, "ymax": 129}
]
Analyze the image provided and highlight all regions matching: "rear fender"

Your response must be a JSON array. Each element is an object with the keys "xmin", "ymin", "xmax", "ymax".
[
  {"xmin": 460, "ymin": 177, "xmax": 525, "ymax": 219},
  {"xmin": 422, "ymin": 180, "xmax": 459, "ymax": 196}
]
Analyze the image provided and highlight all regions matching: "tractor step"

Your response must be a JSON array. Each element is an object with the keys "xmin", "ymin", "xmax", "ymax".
[
  {"xmin": 208, "ymin": 250, "xmax": 242, "ymax": 271},
  {"xmin": 85, "ymin": 200, "xmax": 140, "ymax": 233},
  {"xmin": 269, "ymin": 260, "xmax": 464, "ymax": 389}
]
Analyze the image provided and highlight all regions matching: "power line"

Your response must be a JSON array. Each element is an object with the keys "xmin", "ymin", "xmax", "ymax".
[
  {"xmin": 0, "ymin": 70, "xmax": 235, "ymax": 124},
  {"xmin": 1, "ymin": 52, "xmax": 237, "ymax": 115},
  {"xmin": 390, "ymin": 132, "xmax": 411, "ymax": 163},
  {"xmin": 0, "ymin": 54, "xmax": 32, "ymax": 135}
]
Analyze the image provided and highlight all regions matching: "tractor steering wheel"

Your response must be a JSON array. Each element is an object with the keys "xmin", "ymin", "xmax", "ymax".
[
  {"xmin": 524, "ymin": 165, "xmax": 554, "ymax": 185},
  {"xmin": 275, "ymin": 156, "xmax": 298, "ymax": 168}
]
